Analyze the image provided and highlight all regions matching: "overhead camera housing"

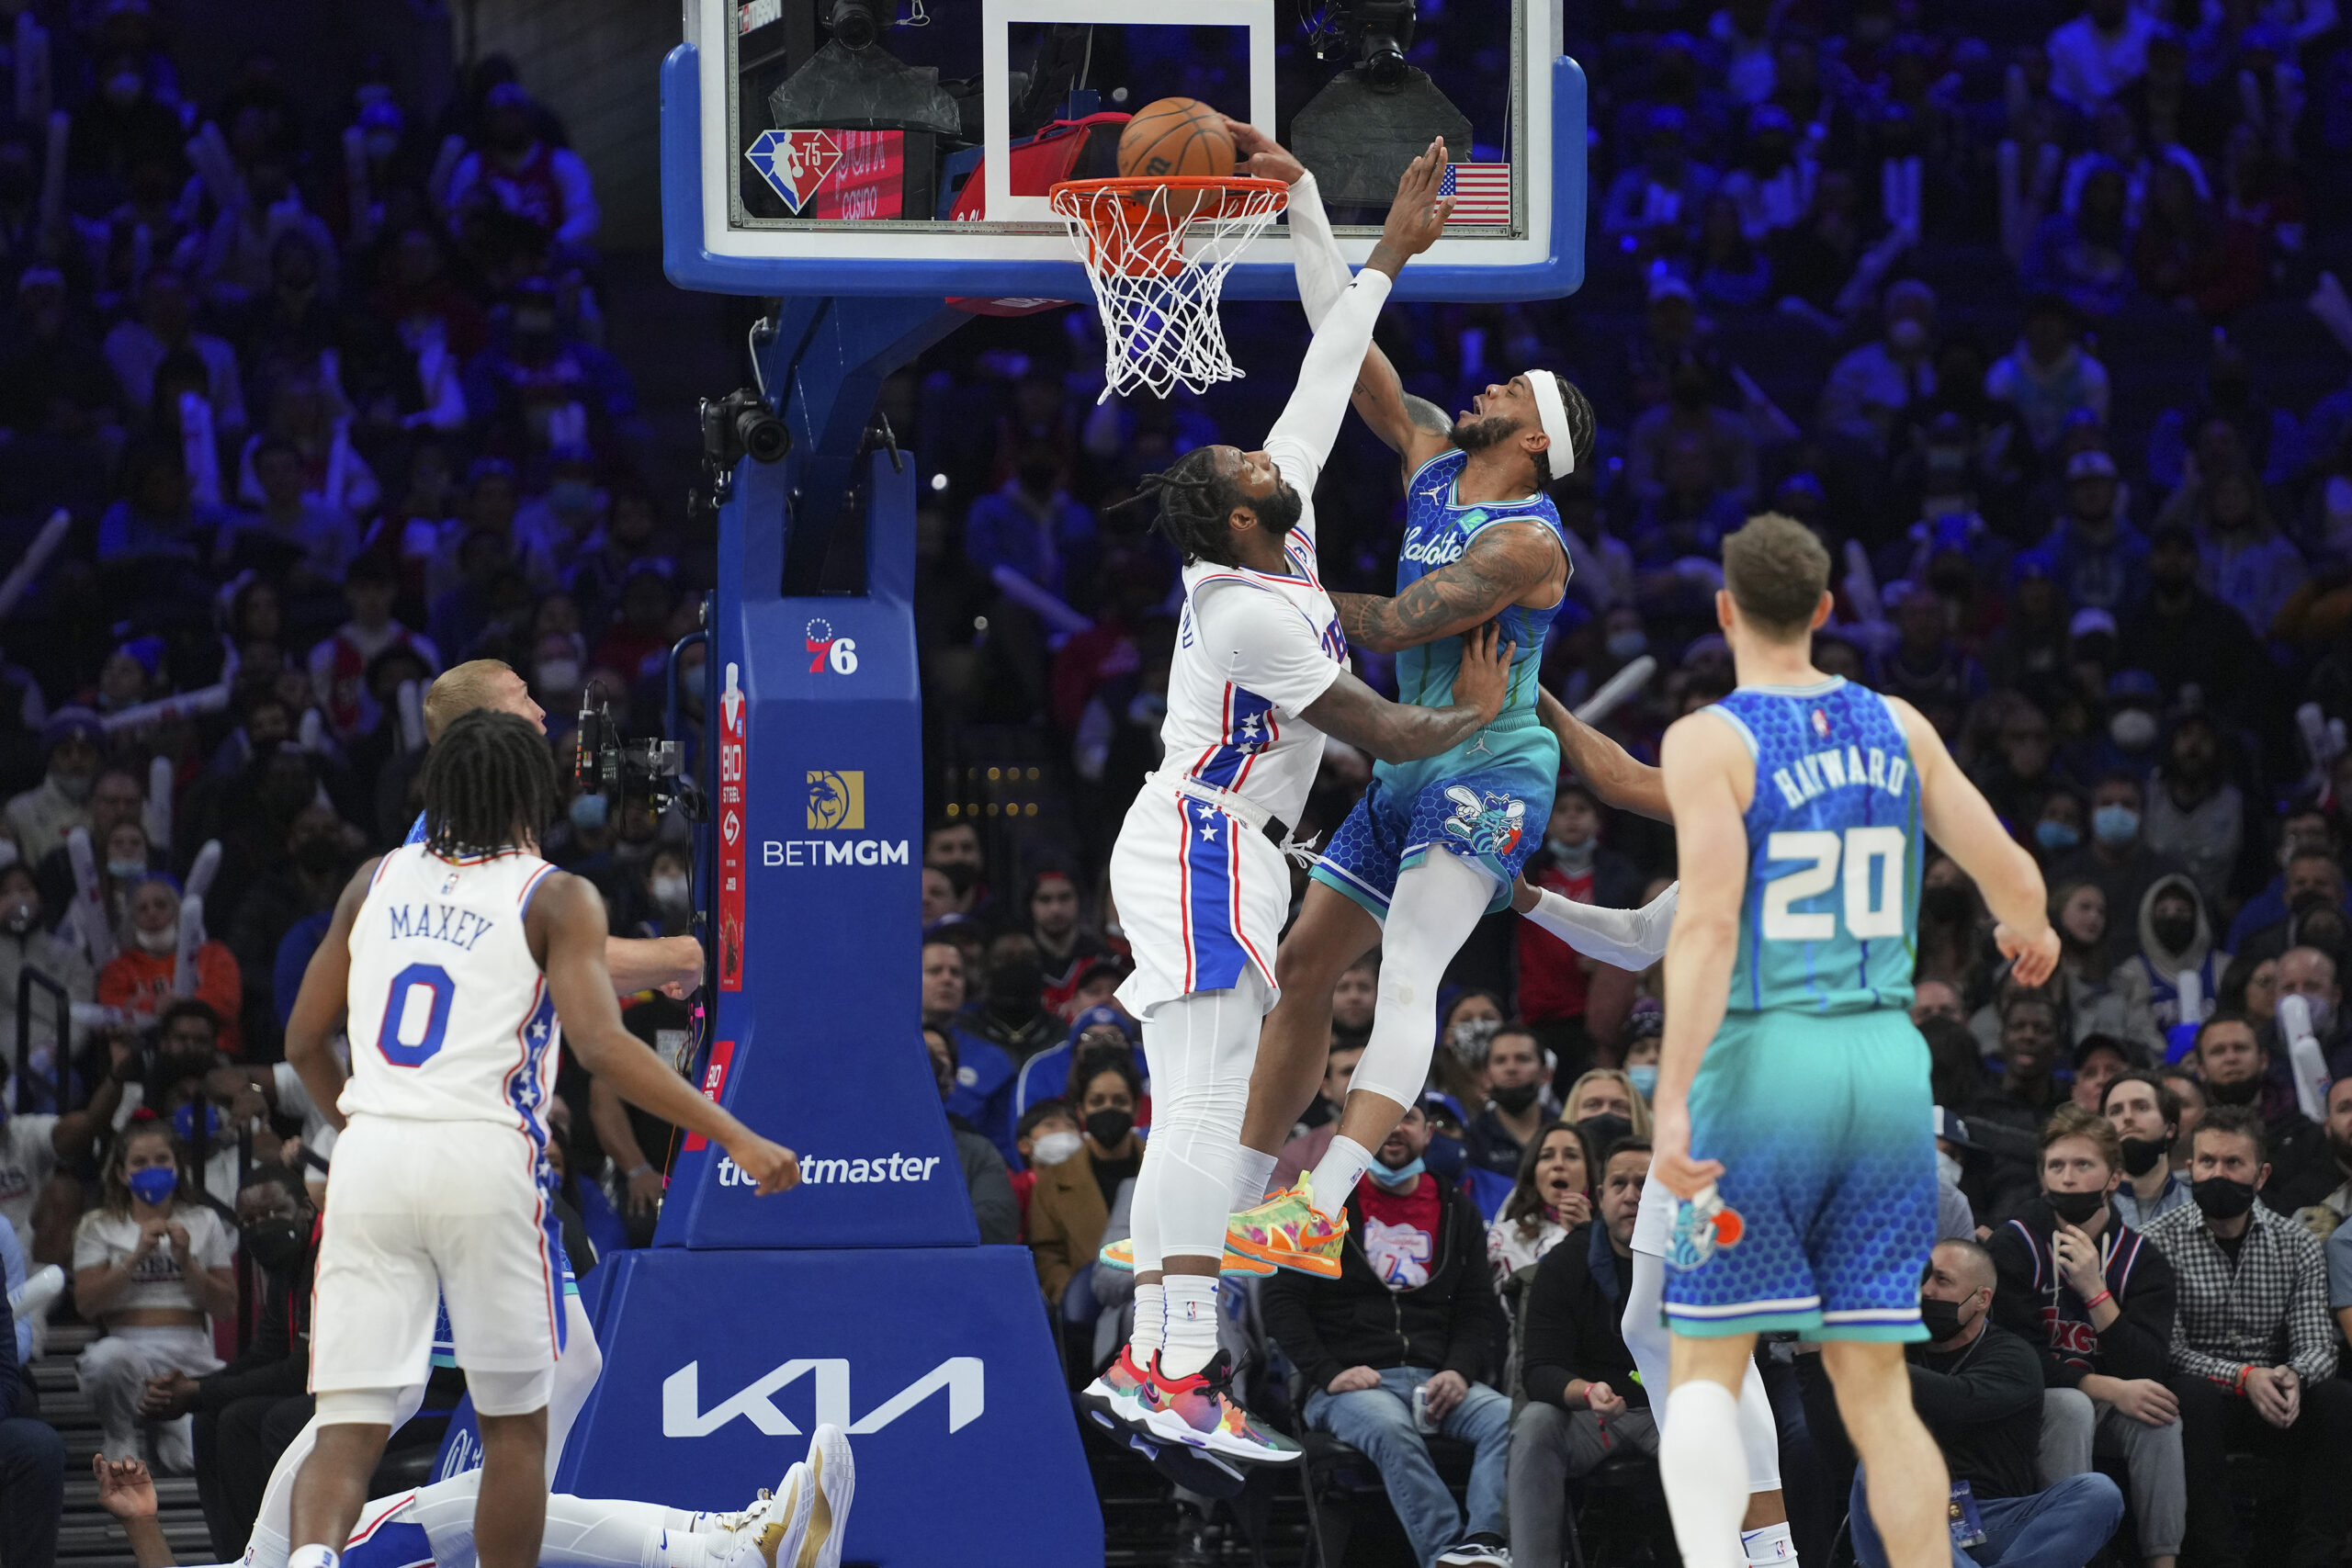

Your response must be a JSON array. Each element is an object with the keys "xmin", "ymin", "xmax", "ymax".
[{"xmin": 828, "ymin": 0, "xmax": 880, "ymax": 53}]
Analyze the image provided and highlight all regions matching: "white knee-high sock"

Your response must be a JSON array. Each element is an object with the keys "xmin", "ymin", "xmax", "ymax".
[
  {"xmin": 1521, "ymin": 882, "xmax": 1679, "ymax": 970},
  {"xmin": 1161, "ymin": 1275, "xmax": 1221, "ymax": 1379},
  {"xmin": 1661, "ymin": 1380, "xmax": 1752, "ymax": 1568},
  {"xmin": 1233, "ymin": 1145, "xmax": 1278, "ymax": 1209}
]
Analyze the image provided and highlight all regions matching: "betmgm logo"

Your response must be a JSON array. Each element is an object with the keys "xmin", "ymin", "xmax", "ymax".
[
  {"xmin": 806, "ymin": 769, "xmax": 863, "ymax": 830},
  {"xmin": 663, "ymin": 1356, "xmax": 984, "ymax": 1438},
  {"xmin": 764, "ymin": 768, "xmax": 910, "ymax": 867}
]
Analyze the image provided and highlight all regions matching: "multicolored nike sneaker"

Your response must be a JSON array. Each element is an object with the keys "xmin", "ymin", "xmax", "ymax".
[
  {"xmin": 1129, "ymin": 1349, "xmax": 1303, "ymax": 1466},
  {"xmin": 1079, "ymin": 1343, "xmax": 1155, "ymax": 1427},
  {"xmin": 1095, "ymin": 1235, "xmax": 1274, "ymax": 1277},
  {"xmin": 1667, "ymin": 1181, "xmax": 1746, "ymax": 1271},
  {"xmin": 1227, "ymin": 1183, "xmax": 1349, "ymax": 1278}
]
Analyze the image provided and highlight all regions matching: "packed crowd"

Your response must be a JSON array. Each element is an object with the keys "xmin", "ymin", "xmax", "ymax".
[
  {"xmin": 910, "ymin": 0, "xmax": 2352, "ymax": 1564},
  {"xmin": 0, "ymin": 2, "xmax": 718, "ymax": 1561}
]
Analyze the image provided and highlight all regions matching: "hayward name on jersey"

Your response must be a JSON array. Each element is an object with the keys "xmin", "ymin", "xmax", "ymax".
[{"xmin": 1703, "ymin": 676, "xmax": 1922, "ymax": 1016}]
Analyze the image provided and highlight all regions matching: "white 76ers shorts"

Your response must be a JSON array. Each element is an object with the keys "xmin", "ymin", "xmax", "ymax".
[
  {"xmin": 310, "ymin": 1116, "xmax": 562, "ymax": 1393},
  {"xmin": 1112, "ymin": 785, "xmax": 1286, "ymax": 1018}
]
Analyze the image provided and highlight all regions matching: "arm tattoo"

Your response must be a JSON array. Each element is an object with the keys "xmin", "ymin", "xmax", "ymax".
[
  {"xmin": 1303, "ymin": 670, "xmax": 1488, "ymax": 765},
  {"xmin": 1329, "ymin": 522, "xmax": 1560, "ymax": 653},
  {"xmin": 1401, "ymin": 394, "xmax": 1453, "ymax": 434}
]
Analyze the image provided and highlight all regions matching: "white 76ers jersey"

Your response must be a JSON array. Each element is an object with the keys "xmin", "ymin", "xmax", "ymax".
[{"xmin": 342, "ymin": 843, "xmax": 562, "ymax": 1146}]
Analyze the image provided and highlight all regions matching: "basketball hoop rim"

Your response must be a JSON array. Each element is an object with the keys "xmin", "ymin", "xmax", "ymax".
[{"xmin": 1048, "ymin": 175, "xmax": 1291, "ymax": 223}]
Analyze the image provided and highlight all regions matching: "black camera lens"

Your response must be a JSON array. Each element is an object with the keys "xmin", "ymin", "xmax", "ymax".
[
  {"xmin": 736, "ymin": 404, "xmax": 792, "ymax": 464},
  {"xmin": 830, "ymin": 0, "xmax": 879, "ymax": 51}
]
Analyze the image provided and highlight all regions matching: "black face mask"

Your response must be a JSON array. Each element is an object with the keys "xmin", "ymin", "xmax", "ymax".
[
  {"xmin": 1084, "ymin": 1108, "xmax": 1134, "ymax": 1150},
  {"xmin": 987, "ymin": 961, "xmax": 1044, "ymax": 1017},
  {"xmin": 2046, "ymin": 1187, "xmax": 2106, "ymax": 1227},
  {"xmin": 2205, "ymin": 1075, "xmax": 2261, "ymax": 1107},
  {"xmin": 240, "ymin": 1215, "xmax": 308, "ymax": 1275},
  {"xmin": 1490, "ymin": 1081, "xmax": 1543, "ymax": 1115},
  {"xmin": 2150, "ymin": 913, "xmax": 2196, "ymax": 953},
  {"xmin": 1917, "ymin": 1296, "xmax": 1969, "ymax": 1341},
  {"xmin": 2190, "ymin": 1175, "xmax": 2256, "ymax": 1220},
  {"xmin": 1577, "ymin": 1112, "xmax": 1634, "ymax": 1155},
  {"xmin": 2119, "ymin": 1136, "xmax": 2168, "ymax": 1176}
]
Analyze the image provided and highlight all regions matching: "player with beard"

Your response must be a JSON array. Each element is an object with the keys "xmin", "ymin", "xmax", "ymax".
[{"xmin": 1204, "ymin": 127, "xmax": 1679, "ymax": 1274}]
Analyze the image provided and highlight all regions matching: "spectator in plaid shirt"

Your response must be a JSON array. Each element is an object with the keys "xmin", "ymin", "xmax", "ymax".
[{"xmin": 2140, "ymin": 1106, "xmax": 2352, "ymax": 1568}]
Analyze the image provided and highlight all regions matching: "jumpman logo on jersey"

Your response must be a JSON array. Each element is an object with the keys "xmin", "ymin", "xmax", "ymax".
[{"xmin": 1419, "ymin": 482, "xmax": 1448, "ymax": 506}]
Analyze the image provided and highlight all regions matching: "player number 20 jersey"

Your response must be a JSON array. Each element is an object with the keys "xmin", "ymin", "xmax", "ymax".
[
  {"xmin": 1703, "ymin": 677, "xmax": 1921, "ymax": 1016},
  {"xmin": 342, "ymin": 842, "xmax": 563, "ymax": 1145}
]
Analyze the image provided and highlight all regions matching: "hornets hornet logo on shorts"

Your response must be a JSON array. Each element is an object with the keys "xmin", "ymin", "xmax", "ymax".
[
  {"xmin": 1440, "ymin": 785, "xmax": 1526, "ymax": 857},
  {"xmin": 1667, "ymin": 1184, "xmax": 1747, "ymax": 1271}
]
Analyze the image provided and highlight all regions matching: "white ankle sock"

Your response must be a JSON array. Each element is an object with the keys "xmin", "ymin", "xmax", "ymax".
[
  {"xmin": 1131, "ymin": 1282, "xmax": 1165, "ymax": 1359},
  {"xmin": 288, "ymin": 1548, "xmax": 340, "ymax": 1568},
  {"xmin": 1159, "ymin": 1276, "xmax": 1221, "ymax": 1379},
  {"xmin": 1741, "ymin": 1520, "xmax": 1798, "ymax": 1567},
  {"xmin": 1233, "ymin": 1146, "xmax": 1279, "ymax": 1209},
  {"xmin": 1660, "ymin": 1381, "xmax": 1751, "ymax": 1568},
  {"xmin": 1306, "ymin": 1135, "xmax": 1375, "ymax": 1216}
]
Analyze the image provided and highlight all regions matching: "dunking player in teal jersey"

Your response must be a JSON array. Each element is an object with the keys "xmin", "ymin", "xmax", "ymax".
[
  {"xmin": 1193, "ymin": 126, "xmax": 1679, "ymax": 1275},
  {"xmin": 1647, "ymin": 514, "xmax": 2059, "ymax": 1568}
]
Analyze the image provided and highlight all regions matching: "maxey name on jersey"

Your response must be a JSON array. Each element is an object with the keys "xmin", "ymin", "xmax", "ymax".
[
  {"xmin": 1763, "ymin": 743, "xmax": 1912, "ymax": 812},
  {"xmin": 383, "ymin": 903, "xmax": 499, "ymax": 952}
]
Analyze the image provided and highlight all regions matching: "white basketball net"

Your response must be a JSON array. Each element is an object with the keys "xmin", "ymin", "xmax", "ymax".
[{"xmin": 1050, "ymin": 179, "xmax": 1288, "ymax": 401}]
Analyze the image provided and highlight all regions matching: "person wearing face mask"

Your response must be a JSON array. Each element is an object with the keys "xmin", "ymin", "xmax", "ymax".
[
  {"xmin": 1012, "ymin": 1005, "xmax": 1148, "ymax": 1136},
  {"xmin": 0, "ymin": 862, "xmax": 94, "ymax": 1102},
  {"xmin": 2109, "ymin": 876, "xmax": 2226, "ymax": 1058},
  {"xmin": 33, "ymin": 767, "xmax": 153, "ymax": 921},
  {"xmin": 1012, "ymin": 1100, "xmax": 1081, "ymax": 1235},
  {"xmin": 1261, "ymin": 1097, "xmax": 1516, "ymax": 1568},
  {"xmin": 2139, "ymin": 1108, "xmax": 2352, "ymax": 1568},
  {"xmin": 1514, "ymin": 784, "xmax": 1646, "ymax": 1081},
  {"xmin": 1819, "ymin": 279, "xmax": 1939, "ymax": 454},
  {"xmin": 138, "ymin": 1165, "xmax": 319, "ymax": 1554},
  {"xmin": 2268, "ymin": 1066, "xmax": 2352, "ymax": 1218},
  {"xmin": 1986, "ymin": 1108, "xmax": 2183, "ymax": 1568},
  {"xmin": 2049, "ymin": 773, "xmax": 2187, "ymax": 964},
  {"xmin": 74, "ymin": 1123, "xmax": 238, "ymax": 1475},
  {"xmin": 4, "ymin": 708, "xmax": 106, "ymax": 860},
  {"xmin": 97, "ymin": 877, "xmax": 243, "ymax": 1055},
  {"xmin": 223, "ymin": 808, "xmax": 356, "ymax": 1060},
  {"xmin": 2102, "ymin": 1071, "xmax": 2194, "ymax": 1229},
  {"xmin": 915, "ymin": 1028, "xmax": 1018, "ymax": 1248},
  {"xmin": 304, "ymin": 555, "xmax": 440, "ymax": 742},
  {"xmin": 1815, "ymin": 1239, "xmax": 2123, "ymax": 1568},
  {"xmin": 2017, "ymin": 449, "xmax": 2145, "ymax": 615},
  {"xmin": 2188, "ymin": 1012, "xmax": 2326, "ymax": 1213},
  {"xmin": 1464, "ymin": 1027, "xmax": 1558, "ymax": 1178},
  {"xmin": 637, "ymin": 849, "xmax": 695, "ymax": 939},
  {"xmin": 1026, "ymin": 1050, "xmax": 1146, "ymax": 1309},
  {"xmin": 965, "ymin": 931, "xmax": 1063, "ymax": 1061}
]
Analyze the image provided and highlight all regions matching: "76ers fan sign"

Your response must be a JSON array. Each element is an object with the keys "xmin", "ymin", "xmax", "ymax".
[{"xmin": 745, "ymin": 128, "xmax": 907, "ymax": 218}]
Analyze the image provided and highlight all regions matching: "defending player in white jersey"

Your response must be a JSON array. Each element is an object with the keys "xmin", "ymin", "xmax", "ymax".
[
  {"xmin": 1081, "ymin": 147, "xmax": 1519, "ymax": 1466},
  {"xmin": 94, "ymin": 1426, "xmax": 854, "ymax": 1568},
  {"xmin": 280, "ymin": 711, "xmax": 797, "ymax": 1568}
]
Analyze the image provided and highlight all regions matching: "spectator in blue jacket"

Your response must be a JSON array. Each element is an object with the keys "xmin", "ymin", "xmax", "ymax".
[{"xmin": 923, "ymin": 938, "xmax": 1017, "ymax": 1164}]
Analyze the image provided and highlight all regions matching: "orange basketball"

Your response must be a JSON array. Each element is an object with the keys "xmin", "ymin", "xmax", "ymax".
[{"xmin": 1118, "ymin": 96, "xmax": 1235, "ymax": 223}]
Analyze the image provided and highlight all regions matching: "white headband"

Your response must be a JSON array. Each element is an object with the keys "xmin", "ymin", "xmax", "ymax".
[{"xmin": 1524, "ymin": 370, "xmax": 1577, "ymax": 478}]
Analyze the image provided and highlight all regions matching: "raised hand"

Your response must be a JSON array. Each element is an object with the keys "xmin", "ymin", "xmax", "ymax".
[
  {"xmin": 1219, "ymin": 116, "xmax": 1306, "ymax": 185},
  {"xmin": 1379, "ymin": 138, "xmax": 1454, "ymax": 259}
]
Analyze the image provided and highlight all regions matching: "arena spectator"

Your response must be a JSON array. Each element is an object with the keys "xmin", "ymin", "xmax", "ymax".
[
  {"xmin": 0, "ymin": 1262, "xmax": 63, "ymax": 1568},
  {"xmin": 2266, "ymin": 945, "xmax": 2350, "ymax": 1081},
  {"xmin": 1262, "ymin": 1098, "xmax": 1511, "ymax": 1568},
  {"xmin": 1464, "ymin": 1026, "xmax": 1558, "ymax": 1179},
  {"xmin": 1025, "ymin": 1045, "xmax": 1141, "ymax": 1310},
  {"xmin": 1274, "ymin": 1033, "xmax": 1365, "ymax": 1190},
  {"xmin": 2143, "ymin": 1107, "xmax": 2352, "ymax": 1568},
  {"xmin": 5, "ymin": 709, "xmax": 103, "ymax": 861},
  {"xmin": 2106, "ymin": 1071, "xmax": 2196, "ymax": 1228},
  {"xmin": 1508, "ymin": 1138, "xmax": 1656, "ymax": 1568},
  {"xmin": 1486, "ymin": 1122, "xmax": 1595, "ymax": 1286},
  {"xmin": 1987, "ymin": 1107, "xmax": 2182, "ymax": 1568},
  {"xmin": 140, "ymin": 1163, "xmax": 314, "ymax": 1556},
  {"xmin": 73, "ymin": 1122, "xmax": 235, "ymax": 1474},
  {"xmin": 97, "ymin": 877, "xmax": 242, "ymax": 1052},
  {"xmin": 1012, "ymin": 1100, "xmax": 1079, "ymax": 1235},
  {"xmin": 922, "ymin": 939, "xmax": 1016, "ymax": 1164},
  {"xmin": 1985, "ymin": 297, "xmax": 2111, "ymax": 456},
  {"xmin": 444, "ymin": 84, "xmax": 601, "ymax": 253},
  {"xmin": 1840, "ymin": 1239, "xmax": 2125, "ymax": 1568},
  {"xmin": 1819, "ymin": 280, "xmax": 1940, "ymax": 454},
  {"xmin": 1012, "ymin": 1006, "xmax": 1138, "ymax": 1131},
  {"xmin": 2190, "ymin": 1012, "xmax": 2325, "ymax": 1205},
  {"xmin": 2050, "ymin": 776, "xmax": 2188, "ymax": 954},
  {"xmin": 921, "ymin": 1028, "xmax": 1019, "ymax": 1247},
  {"xmin": 2118, "ymin": 526, "xmax": 2270, "ymax": 706}
]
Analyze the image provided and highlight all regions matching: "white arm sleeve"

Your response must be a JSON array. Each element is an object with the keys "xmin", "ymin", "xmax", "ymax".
[
  {"xmin": 1521, "ymin": 881, "xmax": 1679, "ymax": 971},
  {"xmin": 1262, "ymin": 266, "xmax": 1394, "ymax": 495},
  {"xmin": 1190, "ymin": 581, "xmax": 1344, "ymax": 718},
  {"xmin": 1287, "ymin": 173, "xmax": 1355, "ymax": 329}
]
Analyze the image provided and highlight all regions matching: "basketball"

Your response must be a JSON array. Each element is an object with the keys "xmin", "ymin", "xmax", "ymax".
[{"xmin": 1118, "ymin": 96, "xmax": 1235, "ymax": 222}]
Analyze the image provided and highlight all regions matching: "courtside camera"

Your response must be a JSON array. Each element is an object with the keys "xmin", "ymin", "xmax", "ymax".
[{"xmin": 829, "ymin": 0, "xmax": 880, "ymax": 52}]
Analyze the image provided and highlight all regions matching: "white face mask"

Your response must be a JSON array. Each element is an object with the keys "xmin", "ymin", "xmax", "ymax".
[
  {"xmin": 650, "ymin": 872, "xmax": 690, "ymax": 909},
  {"xmin": 1937, "ymin": 1149, "xmax": 1963, "ymax": 1189},
  {"xmin": 1029, "ymin": 1130, "xmax": 1083, "ymax": 1168},
  {"xmin": 134, "ymin": 921, "xmax": 179, "ymax": 955}
]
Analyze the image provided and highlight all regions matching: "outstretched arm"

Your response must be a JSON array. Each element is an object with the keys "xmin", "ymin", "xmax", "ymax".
[
  {"xmin": 1229, "ymin": 118, "xmax": 1457, "ymax": 473},
  {"xmin": 1535, "ymin": 688, "xmax": 1668, "ymax": 821},
  {"xmin": 1891, "ymin": 696, "xmax": 2059, "ymax": 983},
  {"xmin": 1329, "ymin": 520, "xmax": 1561, "ymax": 652},
  {"xmin": 1302, "ymin": 626, "xmax": 1512, "ymax": 762}
]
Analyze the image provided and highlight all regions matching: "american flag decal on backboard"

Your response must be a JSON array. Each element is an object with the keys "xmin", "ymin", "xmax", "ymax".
[{"xmin": 1442, "ymin": 164, "xmax": 1512, "ymax": 225}]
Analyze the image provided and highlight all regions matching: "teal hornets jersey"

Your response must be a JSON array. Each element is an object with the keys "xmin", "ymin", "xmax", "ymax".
[
  {"xmin": 1702, "ymin": 677, "xmax": 1921, "ymax": 1016},
  {"xmin": 1391, "ymin": 449, "xmax": 1570, "ymax": 712}
]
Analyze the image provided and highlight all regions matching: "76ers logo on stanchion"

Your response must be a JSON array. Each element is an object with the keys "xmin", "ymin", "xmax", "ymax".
[
  {"xmin": 745, "ymin": 130, "xmax": 842, "ymax": 212},
  {"xmin": 806, "ymin": 618, "xmax": 858, "ymax": 675}
]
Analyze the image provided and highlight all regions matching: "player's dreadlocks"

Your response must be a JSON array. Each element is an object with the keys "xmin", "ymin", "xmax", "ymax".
[
  {"xmin": 1117, "ymin": 447, "xmax": 1247, "ymax": 569},
  {"xmin": 422, "ymin": 709, "xmax": 562, "ymax": 858},
  {"xmin": 1531, "ymin": 372, "xmax": 1599, "ymax": 491}
]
